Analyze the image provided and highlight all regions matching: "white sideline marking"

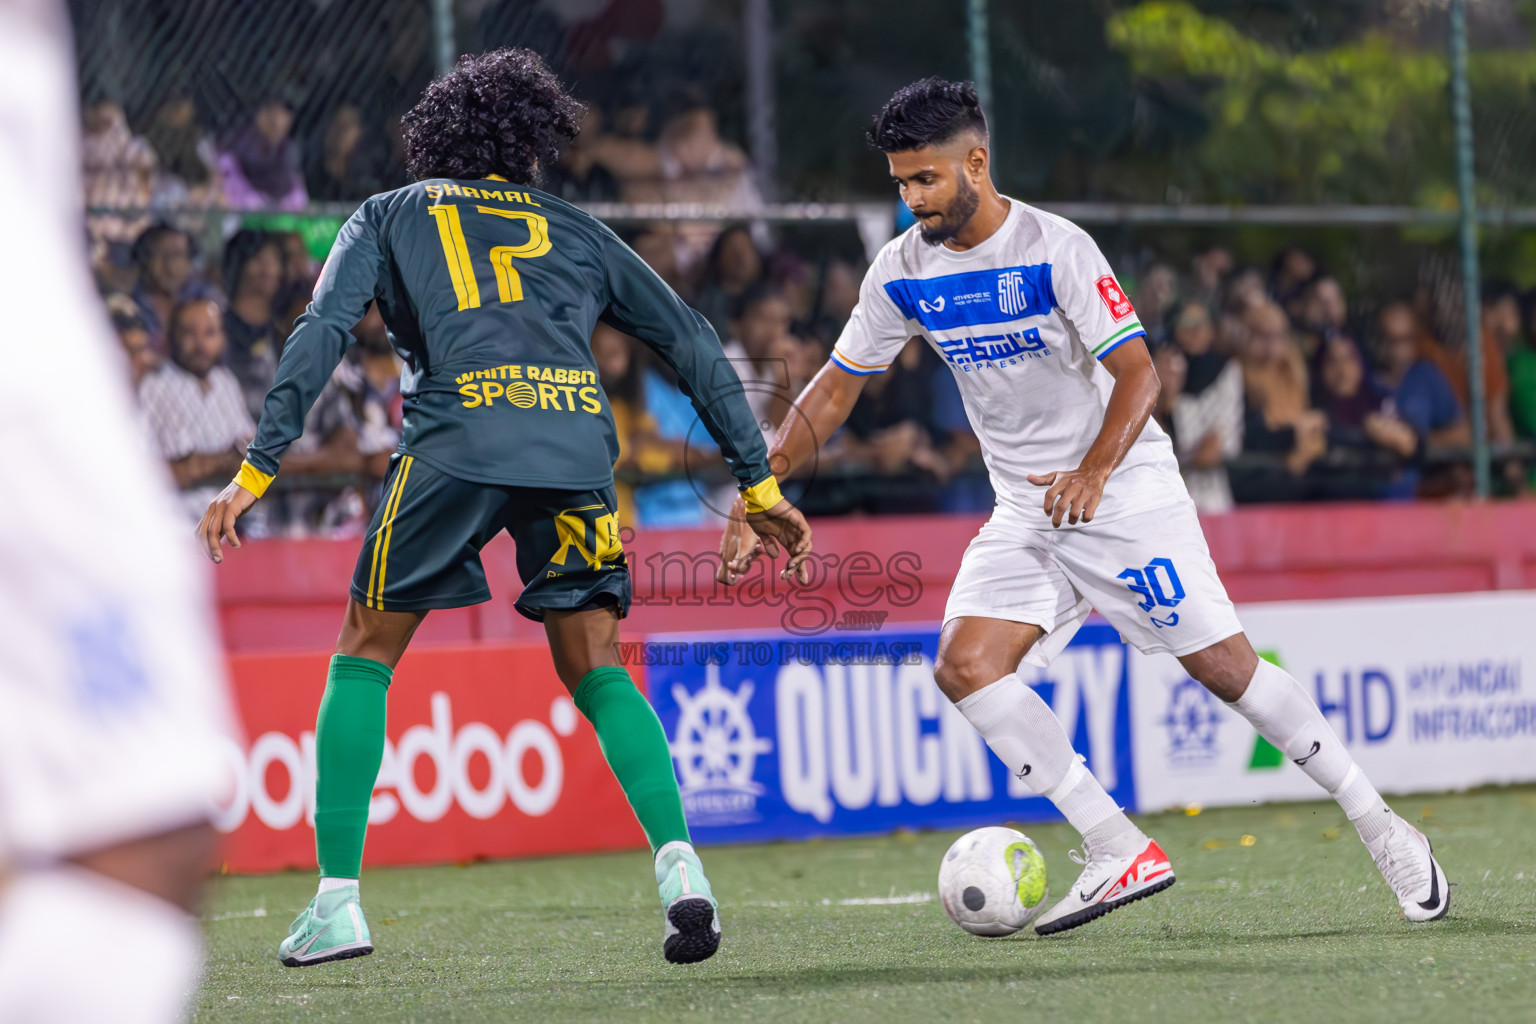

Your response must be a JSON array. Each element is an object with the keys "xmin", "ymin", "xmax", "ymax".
[
  {"xmin": 206, "ymin": 895, "xmax": 936, "ymax": 918},
  {"xmin": 205, "ymin": 908, "xmax": 268, "ymax": 921},
  {"xmin": 834, "ymin": 893, "xmax": 934, "ymax": 906},
  {"xmin": 742, "ymin": 892, "xmax": 934, "ymax": 908}
]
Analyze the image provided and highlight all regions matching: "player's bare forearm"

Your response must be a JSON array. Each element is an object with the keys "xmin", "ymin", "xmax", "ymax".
[
  {"xmin": 1027, "ymin": 337, "xmax": 1159, "ymax": 527},
  {"xmin": 1082, "ymin": 338, "xmax": 1160, "ymax": 478},
  {"xmin": 767, "ymin": 359, "xmax": 869, "ymax": 479}
]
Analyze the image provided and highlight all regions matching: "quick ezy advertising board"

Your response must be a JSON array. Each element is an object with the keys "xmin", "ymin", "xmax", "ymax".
[
  {"xmin": 647, "ymin": 592, "xmax": 1536, "ymax": 844},
  {"xmin": 643, "ymin": 624, "xmax": 1138, "ymax": 843}
]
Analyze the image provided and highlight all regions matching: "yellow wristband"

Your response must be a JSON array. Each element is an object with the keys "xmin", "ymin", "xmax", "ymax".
[
  {"xmin": 742, "ymin": 475, "xmax": 783, "ymax": 514},
  {"xmin": 233, "ymin": 460, "xmax": 274, "ymax": 499}
]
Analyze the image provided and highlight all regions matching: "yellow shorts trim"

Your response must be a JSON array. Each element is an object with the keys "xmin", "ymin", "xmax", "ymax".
[{"xmin": 366, "ymin": 457, "xmax": 414, "ymax": 610}]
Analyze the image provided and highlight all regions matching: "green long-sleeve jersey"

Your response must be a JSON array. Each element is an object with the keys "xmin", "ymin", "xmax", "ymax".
[{"xmin": 237, "ymin": 176, "xmax": 775, "ymax": 503}]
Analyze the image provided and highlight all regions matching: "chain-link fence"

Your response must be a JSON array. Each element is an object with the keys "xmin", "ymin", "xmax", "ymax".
[{"xmin": 69, "ymin": 1, "xmax": 1536, "ymax": 535}]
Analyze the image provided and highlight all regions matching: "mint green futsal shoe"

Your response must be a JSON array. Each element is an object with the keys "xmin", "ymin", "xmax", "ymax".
[
  {"xmin": 278, "ymin": 884, "xmax": 374, "ymax": 967},
  {"xmin": 654, "ymin": 841, "xmax": 721, "ymax": 964}
]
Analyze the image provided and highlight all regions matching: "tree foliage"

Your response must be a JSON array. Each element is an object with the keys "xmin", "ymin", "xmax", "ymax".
[{"xmin": 1106, "ymin": 1, "xmax": 1536, "ymax": 206}]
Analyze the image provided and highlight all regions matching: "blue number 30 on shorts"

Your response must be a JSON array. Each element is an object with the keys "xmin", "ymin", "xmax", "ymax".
[
  {"xmin": 1117, "ymin": 557, "xmax": 1186, "ymax": 629},
  {"xmin": 942, "ymin": 499, "xmax": 1243, "ymax": 669}
]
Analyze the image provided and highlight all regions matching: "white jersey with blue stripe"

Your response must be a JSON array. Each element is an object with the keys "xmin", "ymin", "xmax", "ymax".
[
  {"xmin": 0, "ymin": 0, "xmax": 237, "ymax": 861},
  {"xmin": 832, "ymin": 198, "xmax": 1188, "ymax": 526}
]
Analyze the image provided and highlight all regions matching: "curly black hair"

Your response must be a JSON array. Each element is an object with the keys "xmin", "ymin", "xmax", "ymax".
[
  {"xmin": 866, "ymin": 77, "xmax": 987, "ymax": 153},
  {"xmin": 401, "ymin": 48, "xmax": 586, "ymax": 187}
]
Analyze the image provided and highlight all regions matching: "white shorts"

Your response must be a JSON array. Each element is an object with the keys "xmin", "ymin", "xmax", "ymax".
[
  {"xmin": 0, "ymin": 263, "xmax": 238, "ymax": 866},
  {"xmin": 0, "ymin": 7, "xmax": 238, "ymax": 867},
  {"xmin": 944, "ymin": 498, "xmax": 1243, "ymax": 668},
  {"xmin": 0, "ymin": 420, "xmax": 239, "ymax": 864}
]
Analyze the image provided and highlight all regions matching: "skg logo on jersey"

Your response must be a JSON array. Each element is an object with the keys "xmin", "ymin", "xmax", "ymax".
[
  {"xmin": 998, "ymin": 270, "xmax": 1029, "ymax": 317},
  {"xmin": 919, "ymin": 297, "xmax": 946, "ymax": 314},
  {"xmin": 1096, "ymin": 275, "xmax": 1134, "ymax": 321},
  {"xmin": 936, "ymin": 327, "xmax": 1049, "ymax": 370}
]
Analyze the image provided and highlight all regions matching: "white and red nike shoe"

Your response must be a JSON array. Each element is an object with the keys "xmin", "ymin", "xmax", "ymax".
[{"xmin": 1034, "ymin": 834, "xmax": 1175, "ymax": 936}]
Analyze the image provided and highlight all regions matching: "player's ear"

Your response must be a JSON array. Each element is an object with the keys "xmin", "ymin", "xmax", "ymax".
[{"xmin": 966, "ymin": 143, "xmax": 989, "ymax": 182}]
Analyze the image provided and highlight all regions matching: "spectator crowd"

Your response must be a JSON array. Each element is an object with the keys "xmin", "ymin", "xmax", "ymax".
[
  {"xmin": 103, "ymin": 222, "xmax": 404, "ymax": 539},
  {"xmin": 87, "ymin": 90, "xmax": 1536, "ymax": 533},
  {"xmin": 1140, "ymin": 246, "xmax": 1535, "ymax": 512}
]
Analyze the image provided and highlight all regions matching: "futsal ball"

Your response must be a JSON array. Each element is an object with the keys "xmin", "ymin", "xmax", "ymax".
[{"xmin": 938, "ymin": 826, "xmax": 1049, "ymax": 936}]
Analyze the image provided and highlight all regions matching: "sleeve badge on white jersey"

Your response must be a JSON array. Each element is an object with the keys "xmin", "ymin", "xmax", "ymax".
[{"xmin": 1095, "ymin": 275, "xmax": 1135, "ymax": 321}]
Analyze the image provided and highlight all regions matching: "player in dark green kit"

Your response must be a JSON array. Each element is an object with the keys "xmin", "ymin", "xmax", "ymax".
[{"xmin": 198, "ymin": 49, "xmax": 812, "ymax": 968}]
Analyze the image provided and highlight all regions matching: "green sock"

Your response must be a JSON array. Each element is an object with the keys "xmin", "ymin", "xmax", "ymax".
[
  {"xmin": 573, "ymin": 666, "xmax": 690, "ymax": 853},
  {"xmin": 314, "ymin": 654, "xmax": 392, "ymax": 878}
]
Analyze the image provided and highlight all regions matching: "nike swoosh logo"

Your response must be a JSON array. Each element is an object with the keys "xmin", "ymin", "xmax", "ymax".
[
  {"xmin": 1418, "ymin": 839, "xmax": 1441, "ymax": 911},
  {"xmin": 1293, "ymin": 740, "xmax": 1321, "ymax": 765},
  {"xmin": 1016, "ymin": 764, "xmax": 1032, "ymax": 779},
  {"xmin": 1079, "ymin": 878, "xmax": 1109, "ymax": 903},
  {"xmin": 292, "ymin": 927, "xmax": 326, "ymax": 957}
]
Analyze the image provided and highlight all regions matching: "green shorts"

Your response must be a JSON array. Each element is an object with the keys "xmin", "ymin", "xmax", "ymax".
[{"xmin": 350, "ymin": 454, "xmax": 631, "ymax": 621}]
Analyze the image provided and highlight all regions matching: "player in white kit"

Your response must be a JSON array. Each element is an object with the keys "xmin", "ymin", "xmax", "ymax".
[
  {"xmin": 718, "ymin": 78, "xmax": 1448, "ymax": 933},
  {"xmin": 0, "ymin": 2, "xmax": 237, "ymax": 1020}
]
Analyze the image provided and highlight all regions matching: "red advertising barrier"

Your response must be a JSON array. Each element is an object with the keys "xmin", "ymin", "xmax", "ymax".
[
  {"xmin": 215, "ymin": 500, "xmax": 1536, "ymax": 652},
  {"xmin": 208, "ymin": 500, "xmax": 1536, "ymax": 872},
  {"xmin": 218, "ymin": 644, "xmax": 646, "ymax": 873}
]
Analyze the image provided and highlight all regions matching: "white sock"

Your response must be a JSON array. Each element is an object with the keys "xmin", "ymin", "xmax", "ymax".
[
  {"xmin": 1232, "ymin": 659, "xmax": 1392, "ymax": 842},
  {"xmin": 318, "ymin": 876, "xmax": 358, "ymax": 895},
  {"xmin": 0, "ymin": 865, "xmax": 201, "ymax": 1024},
  {"xmin": 955, "ymin": 674, "xmax": 1133, "ymax": 841},
  {"xmin": 653, "ymin": 840, "xmax": 696, "ymax": 866}
]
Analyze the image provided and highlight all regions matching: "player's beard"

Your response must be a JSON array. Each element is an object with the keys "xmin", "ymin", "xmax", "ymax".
[{"xmin": 918, "ymin": 176, "xmax": 981, "ymax": 246}]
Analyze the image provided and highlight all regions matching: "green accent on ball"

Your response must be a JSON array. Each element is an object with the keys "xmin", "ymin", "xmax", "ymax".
[{"xmin": 1005, "ymin": 840, "xmax": 1047, "ymax": 908}]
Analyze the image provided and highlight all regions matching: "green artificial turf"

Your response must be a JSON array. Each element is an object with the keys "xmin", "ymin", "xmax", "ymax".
[{"xmin": 196, "ymin": 786, "xmax": 1536, "ymax": 1024}]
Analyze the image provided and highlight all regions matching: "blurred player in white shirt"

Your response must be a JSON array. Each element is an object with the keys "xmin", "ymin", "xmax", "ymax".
[
  {"xmin": 0, "ymin": 2, "xmax": 238, "ymax": 1021},
  {"xmin": 719, "ymin": 77, "xmax": 1449, "ymax": 934}
]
